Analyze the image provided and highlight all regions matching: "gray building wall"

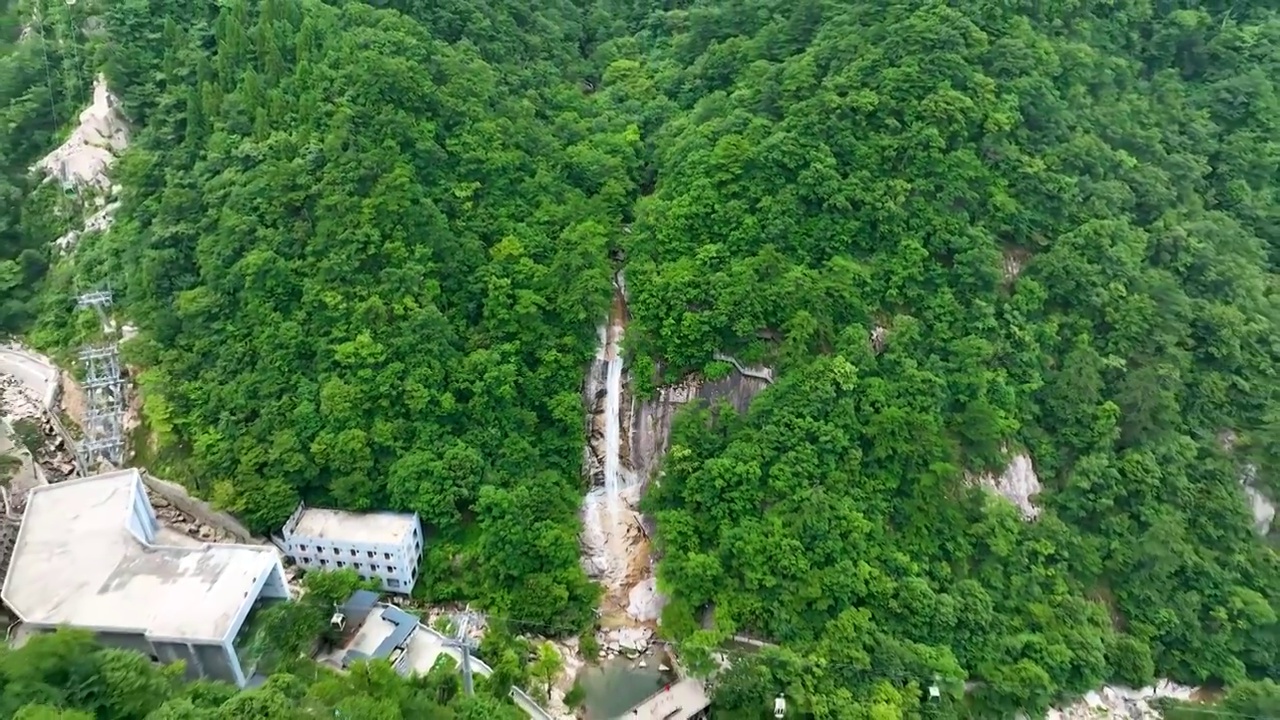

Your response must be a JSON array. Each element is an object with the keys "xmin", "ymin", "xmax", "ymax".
[
  {"xmin": 286, "ymin": 534, "xmax": 420, "ymax": 593},
  {"xmin": 122, "ymin": 472, "xmax": 159, "ymax": 544},
  {"xmin": 153, "ymin": 640, "xmax": 240, "ymax": 685},
  {"xmin": 95, "ymin": 630, "xmax": 154, "ymax": 658},
  {"xmin": 279, "ymin": 514, "xmax": 423, "ymax": 594}
]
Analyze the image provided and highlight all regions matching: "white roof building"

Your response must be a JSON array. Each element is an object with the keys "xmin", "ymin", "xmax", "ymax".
[
  {"xmin": 277, "ymin": 505, "xmax": 422, "ymax": 594},
  {"xmin": 1, "ymin": 469, "xmax": 289, "ymax": 685}
]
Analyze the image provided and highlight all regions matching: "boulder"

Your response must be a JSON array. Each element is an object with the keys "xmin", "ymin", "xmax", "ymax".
[
  {"xmin": 626, "ymin": 576, "xmax": 666, "ymax": 622},
  {"xmin": 608, "ymin": 626, "xmax": 652, "ymax": 654}
]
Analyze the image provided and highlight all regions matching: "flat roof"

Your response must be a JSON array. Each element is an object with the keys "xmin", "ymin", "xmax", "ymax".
[
  {"xmin": 1, "ymin": 469, "xmax": 278, "ymax": 641},
  {"xmin": 341, "ymin": 605, "xmax": 417, "ymax": 668},
  {"xmin": 289, "ymin": 507, "xmax": 417, "ymax": 546}
]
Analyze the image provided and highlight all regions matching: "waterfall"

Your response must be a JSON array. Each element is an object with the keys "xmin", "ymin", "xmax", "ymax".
[
  {"xmin": 581, "ymin": 273, "xmax": 655, "ymax": 620},
  {"xmin": 602, "ymin": 320, "xmax": 624, "ymax": 526}
]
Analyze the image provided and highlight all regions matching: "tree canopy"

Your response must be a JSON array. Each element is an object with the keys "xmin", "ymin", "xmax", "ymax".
[
  {"xmin": 2, "ymin": 0, "xmax": 1279, "ymax": 716},
  {"xmin": 626, "ymin": 0, "xmax": 1280, "ymax": 715},
  {"xmin": 0, "ymin": 628, "xmax": 522, "ymax": 720}
]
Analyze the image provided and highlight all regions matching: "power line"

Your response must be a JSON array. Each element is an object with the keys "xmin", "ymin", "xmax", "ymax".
[
  {"xmin": 425, "ymin": 608, "xmax": 1276, "ymax": 720},
  {"xmin": 442, "ymin": 609, "xmax": 478, "ymax": 697},
  {"xmin": 31, "ymin": 6, "xmax": 60, "ymax": 132},
  {"xmin": 56, "ymin": 0, "xmax": 86, "ymax": 105}
]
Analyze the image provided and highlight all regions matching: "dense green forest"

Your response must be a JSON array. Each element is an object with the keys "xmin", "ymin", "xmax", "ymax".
[
  {"xmin": 2, "ymin": 0, "xmax": 1279, "ymax": 716},
  {"xmin": 0, "ymin": 0, "xmax": 87, "ymax": 333},
  {"xmin": 634, "ymin": 0, "xmax": 1280, "ymax": 716},
  {"xmin": 0, "ymin": 628, "xmax": 522, "ymax": 719}
]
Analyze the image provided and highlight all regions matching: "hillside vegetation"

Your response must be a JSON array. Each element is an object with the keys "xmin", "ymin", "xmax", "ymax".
[
  {"xmin": 0, "ymin": 628, "xmax": 523, "ymax": 719},
  {"xmin": 630, "ymin": 0, "xmax": 1280, "ymax": 716},
  {"xmin": 0, "ymin": 0, "xmax": 1277, "ymax": 717},
  {"xmin": 0, "ymin": 0, "xmax": 88, "ymax": 334}
]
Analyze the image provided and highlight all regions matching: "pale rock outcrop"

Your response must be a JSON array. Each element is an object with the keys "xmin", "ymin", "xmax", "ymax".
[
  {"xmin": 56, "ymin": 198, "xmax": 123, "ymax": 250},
  {"xmin": 599, "ymin": 626, "xmax": 654, "ymax": 656},
  {"xmin": 1239, "ymin": 464, "xmax": 1275, "ymax": 535},
  {"xmin": 36, "ymin": 75, "xmax": 128, "ymax": 190},
  {"xmin": 1046, "ymin": 681, "xmax": 1197, "ymax": 719},
  {"xmin": 870, "ymin": 325, "xmax": 889, "ymax": 355},
  {"xmin": 1217, "ymin": 431, "xmax": 1274, "ymax": 535},
  {"xmin": 968, "ymin": 452, "xmax": 1042, "ymax": 520},
  {"xmin": 626, "ymin": 576, "xmax": 666, "ymax": 623},
  {"xmin": 1004, "ymin": 248, "xmax": 1028, "ymax": 282},
  {"xmin": 35, "ymin": 75, "xmax": 129, "ymax": 250}
]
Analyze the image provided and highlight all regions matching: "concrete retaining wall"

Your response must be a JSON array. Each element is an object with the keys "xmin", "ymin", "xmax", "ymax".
[{"xmin": 139, "ymin": 472, "xmax": 257, "ymax": 543}]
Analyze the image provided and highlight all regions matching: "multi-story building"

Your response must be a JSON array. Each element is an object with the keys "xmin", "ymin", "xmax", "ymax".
[
  {"xmin": 276, "ymin": 505, "xmax": 422, "ymax": 594},
  {"xmin": 1, "ymin": 469, "xmax": 290, "ymax": 687}
]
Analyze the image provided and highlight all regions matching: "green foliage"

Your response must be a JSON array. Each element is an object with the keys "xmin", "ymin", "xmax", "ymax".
[
  {"xmin": 6, "ymin": 0, "xmax": 1279, "ymax": 714},
  {"xmin": 0, "ymin": 452, "xmax": 19, "ymax": 483},
  {"xmin": 0, "ymin": 628, "xmax": 522, "ymax": 719},
  {"xmin": 58, "ymin": 0, "xmax": 630, "ymax": 636},
  {"xmin": 528, "ymin": 643, "xmax": 563, "ymax": 702},
  {"xmin": 11, "ymin": 417, "xmax": 42, "ymax": 453},
  {"xmin": 239, "ymin": 570, "xmax": 378, "ymax": 674},
  {"xmin": 300, "ymin": 567, "xmax": 371, "ymax": 607},
  {"xmin": 474, "ymin": 621, "xmax": 530, "ymax": 701},
  {"xmin": 619, "ymin": 0, "xmax": 1280, "ymax": 715},
  {"xmin": 1166, "ymin": 680, "xmax": 1280, "ymax": 720},
  {"xmin": 0, "ymin": 0, "xmax": 97, "ymax": 338},
  {"xmin": 563, "ymin": 680, "xmax": 585, "ymax": 708},
  {"xmin": 577, "ymin": 629, "xmax": 601, "ymax": 662}
]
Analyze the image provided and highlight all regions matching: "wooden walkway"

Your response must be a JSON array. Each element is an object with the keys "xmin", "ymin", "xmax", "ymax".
[{"xmin": 620, "ymin": 678, "xmax": 710, "ymax": 719}]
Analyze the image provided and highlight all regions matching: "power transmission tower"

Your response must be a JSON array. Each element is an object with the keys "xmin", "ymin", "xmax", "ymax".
[
  {"xmin": 443, "ymin": 611, "xmax": 478, "ymax": 696},
  {"xmin": 75, "ymin": 290, "xmax": 126, "ymax": 471},
  {"xmin": 76, "ymin": 289, "xmax": 113, "ymax": 327}
]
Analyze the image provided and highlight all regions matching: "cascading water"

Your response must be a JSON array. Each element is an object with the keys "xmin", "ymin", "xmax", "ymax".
[
  {"xmin": 601, "ymin": 321, "xmax": 625, "ymax": 532},
  {"xmin": 581, "ymin": 273, "xmax": 655, "ymax": 618}
]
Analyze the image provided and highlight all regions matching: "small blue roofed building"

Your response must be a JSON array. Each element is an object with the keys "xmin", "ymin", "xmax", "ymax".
[{"xmin": 330, "ymin": 590, "xmax": 418, "ymax": 672}]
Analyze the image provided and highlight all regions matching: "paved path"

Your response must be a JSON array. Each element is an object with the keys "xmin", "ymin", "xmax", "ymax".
[
  {"xmin": 0, "ymin": 345, "xmax": 58, "ymax": 411},
  {"xmin": 399, "ymin": 622, "xmax": 554, "ymax": 720},
  {"xmin": 622, "ymin": 678, "xmax": 710, "ymax": 719},
  {"xmin": 712, "ymin": 352, "xmax": 774, "ymax": 384}
]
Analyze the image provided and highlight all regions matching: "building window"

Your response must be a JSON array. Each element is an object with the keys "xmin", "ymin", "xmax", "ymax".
[
  {"xmin": 383, "ymin": 552, "xmax": 390, "ymax": 560},
  {"xmin": 337, "ymin": 561, "xmax": 346, "ymax": 568},
  {"xmin": 388, "ymin": 566, "xmax": 396, "ymax": 574},
  {"xmin": 370, "ymin": 564, "xmax": 379, "ymax": 572},
  {"xmin": 367, "ymin": 550, "xmax": 375, "ymax": 558},
  {"xmin": 350, "ymin": 549, "xmax": 357, "ymax": 557},
  {"xmin": 353, "ymin": 563, "xmax": 362, "ymax": 570},
  {"xmin": 298, "ymin": 544, "xmax": 308, "ymax": 552},
  {"xmin": 320, "ymin": 559, "xmax": 329, "ymax": 566},
  {"xmin": 388, "ymin": 579, "xmax": 401, "ymax": 588}
]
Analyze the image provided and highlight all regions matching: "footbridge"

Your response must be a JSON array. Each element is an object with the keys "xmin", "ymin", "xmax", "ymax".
[{"xmin": 619, "ymin": 678, "xmax": 710, "ymax": 719}]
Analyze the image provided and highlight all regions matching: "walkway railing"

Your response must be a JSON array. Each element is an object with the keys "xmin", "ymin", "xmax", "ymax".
[{"xmin": 411, "ymin": 623, "xmax": 555, "ymax": 720}]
